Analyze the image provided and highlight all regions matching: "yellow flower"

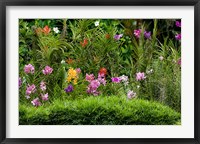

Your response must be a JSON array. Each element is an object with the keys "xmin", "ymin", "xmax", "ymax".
[
  {"xmin": 66, "ymin": 68, "xmax": 78, "ymax": 84},
  {"xmin": 73, "ymin": 79, "xmax": 77, "ymax": 85}
]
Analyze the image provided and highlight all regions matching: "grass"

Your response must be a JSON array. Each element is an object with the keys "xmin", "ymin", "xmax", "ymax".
[{"xmin": 19, "ymin": 96, "xmax": 181, "ymax": 125}]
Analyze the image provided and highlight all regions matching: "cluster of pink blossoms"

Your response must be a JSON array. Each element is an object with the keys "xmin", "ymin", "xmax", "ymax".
[
  {"xmin": 24, "ymin": 64, "xmax": 53, "ymax": 75},
  {"xmin": 40, "ymin": 81, "xmax": 48, "ymax": 101},
  {"xmin": 42, "ymin": 66, "xmax": 53, "ymax": 75},
  {"xmin": 24, "ymin": 64, "xmax": 35, "ymax": 74},
  {"xmin": 26, "ymin": 84, "xmax": 36, "ymax": 99},
  {"xmin": 111, "ymin": 75, "xmax": 129, "ymax": 86},
  {"xmin": 134, "ymin": 29, "xmax": 151, "ymax": 39},
  {"xmin": 86, "ymin": 73, "xmax": 106, "ymax": 96},
  {"xmin": 127, "ymin": 90, "xmax": 136, "ymax": 99},
  {"xmin": 31, "ymin": 98, "xmax": 41, "ymax": 107},
  {"xmin": 134, "ymin": 29, "xmax": 141, "ymax": 38},
  {"xmin": 136, "ymin": 72, "xmax": 146, "ymax": 81},
  {"xmin": 30, "ymin": 81, "xmax": 48, "ymax": 107},
  {"xmin": 175, "ymin": 21, "xmax": 181, "ymax": 41},
  {"xmin": 22, "ymin": 64, "xmax": 52, "ymax": 107}
]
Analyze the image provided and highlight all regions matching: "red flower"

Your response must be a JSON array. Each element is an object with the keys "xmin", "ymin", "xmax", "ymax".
[
  {"xmin": 43, "ymin": 25, "xmax": 51, "ymax": 34},
  {"xmin": 80, "ymin": 39, "xmax": 88, "ymax": 47},
  {"xmin": 99, "ymin": 67, "xmax": 107, "ymax": 76}
]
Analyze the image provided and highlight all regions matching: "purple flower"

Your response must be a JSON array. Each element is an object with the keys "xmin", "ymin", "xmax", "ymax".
[
  {"xmin": 176, "ymin": 21, "xmax": 181, "ymax": 27},
  {"xmin": 26, "ymin": 84, "xmax": 36, "ymax": 97},
  {"xmin": 177, "ymin": 58, "xmax": 181, "ymax": 66},
  {"xmin": 114, "ymin": 34, "xmax": 123, "ymax": 40},
  {"xmin": 42, "ymin": 66, "xmax": 53, "ymax": 75},
  {"xmin": 19, "ymin": 77, "xmax": 22, "ymax": 88},
  {"xmin": 136, "ymin": 72, "xmax": 146, "ymax": 81},
  {"xmin": 64, "ymin": 84, "xmax": 74, "ymax": 93},
  {"xmin": 175, "ymin": 33, "xmax": 181, "ymax": 40},
  {"xmin": 144, "ymin": 31, "xmax": 151, "ymax": 39},
  {"xmin": 40, "ymin": 81, "xmax": 46, "ymax": 91},
  {"xmin": 31, "ymin": 98, "xmax": 41, "ymax": 107},
  {"xmin": 41, "ymin": 93, "xmax": 48, "ymax": 101},
  {"xmin": 98, "ymin": 73, "xmax": 106, "ymax": 86},
  {"xmin": 111, "ymin": 77, "xmax": 121, "ymax": 83},
  {"xmin": 134, "ymin": 29, "xmax": 141, "ymax": 38},
  {"xmin": 24, "ymin": 64, "xmax": 35, "ymax": 74},
  {"xmin": 86, "ymin": 73, "xmax": 95, "ymax": 82},
  {"xmin": 127, "ymin": 90, "xmax": 136, "ymax": 99}
]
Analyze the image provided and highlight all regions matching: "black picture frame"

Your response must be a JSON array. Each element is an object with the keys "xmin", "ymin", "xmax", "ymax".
[{"xmin": 0, "ymin": 0, "xmax": 199, "ymax": 143}]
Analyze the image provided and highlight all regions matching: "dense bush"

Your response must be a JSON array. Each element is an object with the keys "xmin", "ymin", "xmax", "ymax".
[{"xmin": 19, "ymin": 96, "xmax": 180, "ymax": 125}]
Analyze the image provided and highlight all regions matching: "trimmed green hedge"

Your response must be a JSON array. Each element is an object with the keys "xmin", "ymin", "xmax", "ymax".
[{"xmin": 19, "ymin": 96, "xmax": 180, "ymax": 125}]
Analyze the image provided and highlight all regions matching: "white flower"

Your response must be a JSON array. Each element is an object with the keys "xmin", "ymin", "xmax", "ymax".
[
  {"xmin": 124, "ymin": 81, "xmax": 129, "ymax": 86},
  {"xmin": 159, "ymin": 56, "xmax": 164, "ymax": 61},
  {"xmin": 137, "ymin": 85, "xmax": 140, "ymax": 89},
  {"xmin": 120, "ymin": 75, "xmax": 128, "ymax": 82},
  {"xmin": 94, "ymin": 21, "xmax": 100, "ymax": 26},
  {"xmin": 147, "ymin": 69, "xmax": 153, "ymax": 74},
  {"xmin": 119, "ymin": 75, "xmax": 129, "ymax": 86},
  {"xmin": 25, "ymin": 95, "xmax": 30, "ymax": 99},
  {"xmin": 61, "ymin": 60, "xmax": 65, "ymax": 64},
  {"xmin": 127, "ymin": 90, "xmax": 136, "ymax": 99},
  {"xmin": 53, "ymin": 27, "xmax": 59, "ymax": 33}
]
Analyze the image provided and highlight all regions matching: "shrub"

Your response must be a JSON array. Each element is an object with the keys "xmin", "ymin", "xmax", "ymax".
[{"xmin": 19, "ymin": 96, "xmax": 180, "ymax": 125}]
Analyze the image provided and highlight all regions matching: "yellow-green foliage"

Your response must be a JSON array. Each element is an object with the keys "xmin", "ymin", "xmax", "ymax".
[{"xmin": 19, "ymin": 96, "xmax": 180, "ymax": 125}]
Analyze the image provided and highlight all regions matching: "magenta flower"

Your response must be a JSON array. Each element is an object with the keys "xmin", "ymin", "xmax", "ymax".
[
  {"xmin": 64, "ymin": 84, "xmax": 74, "ymax": 93},
  {"xmin": 98, "ymin": 73, "xmax": 106, "ymax": 86},
  {"xmin": 31, "ymin": 98, "xmax": 41, "ymax": 107},
  {"xmin": 127, "ymin": 90, "xmax": 136, "ymax": 99},
  {"xmin": 176, "ymin": 21, "xmax": 181, "ymax": 27},
  {"xmin": 75, "ymin": 68, "xmax": 81, "ymax": 74},
  {"xmin": 26, "ymin": 84, "xmax": 36, "ymax": 96},
  {"xmin": 19, "ymin": 77, "xmax": 22, "ymax": 88},
  {"xmin": 136, "ymin": 72, "xmax": 146, "ymax": 81},
  {"xmin": 40, "ymin": 81, "xmax": 46, "ymax": 91},
  {"xmin": 114, "ymin": 34, "xmax": 123, "ymax": 40},
  {"xmin": 41, "ymin": 93, "xmax": 48, "ymax": 101},
  {"xmin": 111, "ymin": 77, "xmax": 121, "ymax": 83},
  {"xmin": 177, "ymin": 58, "xmax": 181, "ymax": 66},
  {"xmin": 42, "ymin": 66, "xmax": 53, "ymax": 75},
  {"xmin": 175, "ymin": 33, "xmax": 181, "ymax": 40},
  {"xmin": 24, "ymin": 64, "xmax": 35, "ymax": 74},
  {"xmin": 86, "ymin": 73, "xmax": 95, "ymax": 82},
  {"xmin": 134, "ymin": 29, "xmax": 141, "ymax": 38},
  {"xmin": 144, "ymin": 31, "xmax": 151, "ymax": 39}
]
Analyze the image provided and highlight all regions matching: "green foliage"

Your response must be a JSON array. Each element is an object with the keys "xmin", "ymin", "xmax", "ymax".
[
  {"xmin": 19, "ymin": 96, "xmax": 180, "ymax": 125},
  {"xmin": 19, "ymin": 19, "xmax": 181, "ymax": 124}
]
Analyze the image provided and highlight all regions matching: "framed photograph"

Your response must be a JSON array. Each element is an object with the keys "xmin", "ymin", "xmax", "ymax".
[{"xmin": 0, "ymin": 0, "xmax": 199, "ymax": 143}]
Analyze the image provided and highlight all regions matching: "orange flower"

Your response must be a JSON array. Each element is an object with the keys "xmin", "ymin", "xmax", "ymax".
[
  {"xmin": 35, "ymin": 27, "xmax": 43, "ymax": 35},
  {"xmin": 66, "ymin": 58, "xmax": 74, "ymax": 64},
  {"xmin": 43, "ymin": 25, "xmax": 51, "ymax": 34},
  {"xmin": 105, "ymin": 34, "xmax": 110, "ymax": 39},
  {"xmin": 99, "ymin": 67, "xmax": 107, "ymax": 76},
  {"xmin": 80, "ymin": 39, "xmax": 88, "ymax": 47}
]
